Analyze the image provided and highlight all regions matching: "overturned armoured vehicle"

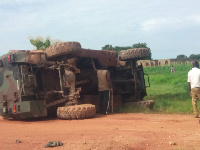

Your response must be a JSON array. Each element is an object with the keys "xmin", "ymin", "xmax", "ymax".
[{"xmin": 0, "ymin": 42, "xmax": 150, "ymax": 120}]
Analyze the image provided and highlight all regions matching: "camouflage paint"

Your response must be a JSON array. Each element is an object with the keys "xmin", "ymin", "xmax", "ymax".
[
  {"xmin": 0, "ymin": 52, "xmax": 47, "ymax": 119},
  {"xmin": 0, "ymin": 66, "xmax": 19, "ymax": 117}
]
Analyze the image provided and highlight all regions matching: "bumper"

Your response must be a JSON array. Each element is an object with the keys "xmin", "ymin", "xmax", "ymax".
[{"xmin": 0, "ymin": 100, "xmax": 47, "ymax": 120}]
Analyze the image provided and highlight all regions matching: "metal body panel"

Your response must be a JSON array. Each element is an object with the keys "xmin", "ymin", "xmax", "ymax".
[
  {"xmin": 0, "ymin": 100, "xmax": 47, "ymax": 119},
  {"xmin": 79, "ymin": 49, "xmax": 117, "ymax": 67},
  {"xmin": 7, "ymin": 50, "xmax": 43, "ymax": 64}
]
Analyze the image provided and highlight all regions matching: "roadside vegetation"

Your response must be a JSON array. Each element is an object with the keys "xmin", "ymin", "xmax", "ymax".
[{"xmin": 117, "ymin": 63, "xmax": 200, "ymax": 114}]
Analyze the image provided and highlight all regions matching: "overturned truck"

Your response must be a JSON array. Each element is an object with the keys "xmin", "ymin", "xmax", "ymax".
[{"xmin": 0, "ymin": 42, "xmax": 150, "ymax": 120}]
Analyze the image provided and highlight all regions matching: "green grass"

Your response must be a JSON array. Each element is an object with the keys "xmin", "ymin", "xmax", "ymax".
[{"xmin": 117, "ymin": 63, "xmax": 200, "ymax": 114}]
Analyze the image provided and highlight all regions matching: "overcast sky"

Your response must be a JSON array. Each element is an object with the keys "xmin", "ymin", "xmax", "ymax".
[{"xmin": 0, "ymin": 0, "xmax": 200, "ymax": 59}]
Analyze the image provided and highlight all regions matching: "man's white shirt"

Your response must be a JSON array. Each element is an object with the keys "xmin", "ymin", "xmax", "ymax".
[{"xmin": 188, "ymin": 67, "xmax": 200, "ymax": 88}]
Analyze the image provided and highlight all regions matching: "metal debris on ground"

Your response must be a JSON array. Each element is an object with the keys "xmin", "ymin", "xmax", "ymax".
[
  {"xmin": 169, "ymin": 141, "xmax": 176, "ymax": 145},
  {"xmin": 16, "ymin": 140, "xmax": 21, "ymax": 144},
  {"xmin": 44, "ymin": 141, "xmax": 64, "ymax": 148}
]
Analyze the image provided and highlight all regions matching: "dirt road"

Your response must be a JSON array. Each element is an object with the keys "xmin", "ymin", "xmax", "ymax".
[{"xmin": 0, "ymin": 113, "xmax": 200, "ymax": 150}]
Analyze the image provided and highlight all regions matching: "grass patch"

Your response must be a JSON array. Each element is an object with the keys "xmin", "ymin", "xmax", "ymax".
[{"xmin": 116, "ymin": 105, "xmax": 152, "ymax": 114}]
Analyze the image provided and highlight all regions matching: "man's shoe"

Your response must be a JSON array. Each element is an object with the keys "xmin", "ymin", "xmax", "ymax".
[{"xmin": 195, "ymin": 115, "xmax": 199, "ymax": 118}]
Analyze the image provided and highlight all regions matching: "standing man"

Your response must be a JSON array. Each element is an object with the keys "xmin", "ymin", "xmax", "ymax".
[
  {"xmin": 171, "ymin": 65, "xmax": 175, "ymax": 73},
  {"xmin": 92, "ymin": 60, "xmax": 113, "ymax": 114},
  {"xmin": 188, "ymin": 60, "xmax": 200, "ymax": 118}
]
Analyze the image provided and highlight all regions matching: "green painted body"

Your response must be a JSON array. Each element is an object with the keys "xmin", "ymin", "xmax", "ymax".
[{"xmin": 0, "ymin": 50, "xmax": 48, "ymax": 119}]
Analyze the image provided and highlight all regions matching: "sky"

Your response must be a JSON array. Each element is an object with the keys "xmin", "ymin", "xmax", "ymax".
[{"xmin": 0, "ymin": 0, "xmax": 200, "ymax": 59}]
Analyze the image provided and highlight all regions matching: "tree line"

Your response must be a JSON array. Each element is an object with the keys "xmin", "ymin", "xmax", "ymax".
[
  {"xmin": 102, "ymin": 43, "xmax": 151, "ymax": 59},
  {"xmin": 29, "ymin": 36, "xmax": 152, "ymax": 59},
  {"xmin": 29, "ymin": 36, "xmax": 200, "ymax": 61},
  {"xmin": 176, "ymin": 54, "xmax": 200, "ymax": 60}
]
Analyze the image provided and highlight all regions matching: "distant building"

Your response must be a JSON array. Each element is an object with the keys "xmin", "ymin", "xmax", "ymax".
[
  {"xmin": 137, "ymin": 59, "xmax": 193, "ymax": 67},
  {"xmin": 137, "ymin": 60, "xmax": 158, "ymax": 67},
  {"xmin": 157, "ymin": 59, "xmax": 176, "ymax": 66}
]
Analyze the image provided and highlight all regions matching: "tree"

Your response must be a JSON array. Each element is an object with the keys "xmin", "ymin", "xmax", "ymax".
[
  {"xmin": 102, "ymin": 42, "xmax": 152, "ymax": 59},
  {"xmin": 189, "ymin": 54, "xmax": 200, "ymax": 60},
  {"xmin": 29, "ymin": 36, "xmax": 60, "ymax": 50},
  {"xmin": 176, "ymin": 54, "xmax": 187, "ymax": 60},
  {"xmin": 102, "ymin": 44, "xmax": 113, "ymax": 50},
  {"xmin": 44, "ymin": 38, "xmax": 51, "ymax": 49},
  {"xmin": 132, "ymin": 43, "xmax": 147, "ymax": 48}
]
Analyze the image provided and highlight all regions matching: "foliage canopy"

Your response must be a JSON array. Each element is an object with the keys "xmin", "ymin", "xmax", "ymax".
[
  {"xmin": 189, "ymin": 54, "xmax": 200, "ymax": 60},
  {"xmin": 177, "ymin": 54, "xmax": 200, "ymax": 60},
  {"xmin": 176, "ymin": 54, "xmax": 187, "ymax": 60},
  {"xmin": 29, "ymin": 36, "xmax": 61, "ymax": 50},
  {"xmin": 102, "ymin": 42, "xmax": 151, "ymax": 59}
]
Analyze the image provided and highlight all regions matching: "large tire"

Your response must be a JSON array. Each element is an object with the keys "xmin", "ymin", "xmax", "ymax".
[
  {"xmin": 57, "ymin": 104, "xmax": 96, "ymax": 120},
  {"xmin": 118, "ymin": 48, "xmax": 150, "ymax": 61},
  {"xmin": 45, "ymin": 42, "xmax": 82, "ymax": 60}
]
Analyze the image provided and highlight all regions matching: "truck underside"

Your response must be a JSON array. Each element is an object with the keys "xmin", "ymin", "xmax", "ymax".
[{"xmin": 0, "ymin": 43, "xmax": 149, "ymax": 120}]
